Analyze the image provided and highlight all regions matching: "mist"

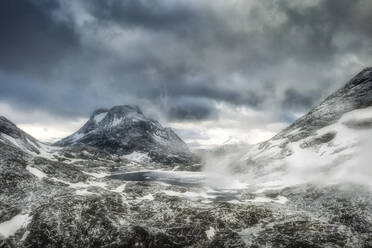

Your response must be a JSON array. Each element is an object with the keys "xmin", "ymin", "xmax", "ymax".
[
  {"xmin": 201, "ymin": 145, "xmax": 249, "ymax": 189},
  {"xmin": 201, "ymin": 124, "xmax": 372, "ymax": 190}
]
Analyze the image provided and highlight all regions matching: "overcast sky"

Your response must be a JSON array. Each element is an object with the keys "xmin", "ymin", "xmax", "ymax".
[{"xmin": 1, "ymin": 0, "xmax": 372, "ymax": 147}]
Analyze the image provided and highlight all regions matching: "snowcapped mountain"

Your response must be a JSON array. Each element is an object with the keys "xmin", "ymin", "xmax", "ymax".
[
  {"xmin": 240, "ymin": 67, "xmax": 372, "ymax": 185},
  {"xmin": 55, "ymin": 105, "xmax": 193, "ymax": 164}
]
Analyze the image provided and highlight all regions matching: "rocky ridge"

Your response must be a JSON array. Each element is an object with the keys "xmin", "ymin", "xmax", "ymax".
[{"xmin": 239, "ymin": 68, "xmax": 372, "ymax": 183}]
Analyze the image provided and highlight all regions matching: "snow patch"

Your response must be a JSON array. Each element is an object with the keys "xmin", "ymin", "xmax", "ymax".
[
  {"xmin": 1, "ymin": 134, "xmax": 30, "ymax": 153},
  {"xmin": 83, "ymin": 171, "xmax": 109, "ymax": 178},
  {"xmin": 163, "ymin": 190, "xmax": 217, "ymax": 200},
  {"xmin": 51, "ymin": 178, "xmax": 107, "ymax": 189},
  {"xmin": 75, "ymin": 189, "xmax": 95, "ymax": 196},
  {"xmin": 111, "ymin": 183, "xmax": 127, "ymax": 193},
  {"xmin": 93, "ymin": 112, "xmax": 107, "ymax": 124},
  {"xmin": 0, "ymin": 214, "xmax": 31, "ymax": 239},
  {"xmin": 111, "ymin": 116, "xmax": 125, "ymax": 127},
  {"xmin": 205, "ymin": 226, "xmax": 216, "ymax": 240},
  {"xmin": 249, "ymin": 195, "xmax": 288, "ymax": 204},
  {"xmin": 26, "ymin": 166, "xmax": 47, "ymax": 179},
  {"xmin": 138, "ymin": 194, "xmax": 154, "ymax": 201},
  {"xmin": 122, "ymin": 151, "xmax": 151, "ymax": 163},
  {"xmin": 67, "ymin": 132, "xmax": 85, "ymax": 143},
  {"xmin": 36, "ymin": 142, "xmax": 61, "ymax": 160},
  {"xmin": 228, "ymin": 195, "xmax": 288, "ymax": 205}
]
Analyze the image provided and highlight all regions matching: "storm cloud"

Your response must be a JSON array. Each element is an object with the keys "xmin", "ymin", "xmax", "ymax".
[{"xmin": 1, "ymin": 0, "xmax": 372, "ymax": 144}]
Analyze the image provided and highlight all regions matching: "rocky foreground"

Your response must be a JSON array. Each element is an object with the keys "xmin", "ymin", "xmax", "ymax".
[{"xmin": 1, "ymin": 142, "xmax": 371, "ymax": 248}]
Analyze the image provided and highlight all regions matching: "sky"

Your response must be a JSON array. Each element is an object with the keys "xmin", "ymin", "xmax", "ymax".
[{"xmin": 1, "ymin": 0, "xmax": 372, "ymax": 147}]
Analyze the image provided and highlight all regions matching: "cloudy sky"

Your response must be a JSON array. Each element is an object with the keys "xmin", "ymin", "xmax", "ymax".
[{"xmin": 1, "ymin": 0, "xmax": 372, "ymax": 147}]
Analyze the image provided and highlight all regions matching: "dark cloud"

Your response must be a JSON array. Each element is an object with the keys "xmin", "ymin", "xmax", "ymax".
[
  {"xmin": 85, "ymin": 0, "xmax": 201, "ymax": 31},
  {"xmin": 0, "ymin": 0, "xmax": 372, "ymax": 125},
  {"xmin": 281, "ymin": 88, "xmax": 325, "ymax": 112},
  {"xmin": 0, "ymin": 0, "xmax": 79, "ymax": 76},
  {"xmin": 166, "ymin": 97, "xmax": 218, "ymax": 121}
]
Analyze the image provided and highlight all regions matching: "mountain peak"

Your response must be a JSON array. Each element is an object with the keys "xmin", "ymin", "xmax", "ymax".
[
  {"xmin": 55, "ymin": 105, "xmax": 192, "ymax": 164},
  {"xmin": 90, "ymin": 105, "xmax": 144, "ymax": 123}
]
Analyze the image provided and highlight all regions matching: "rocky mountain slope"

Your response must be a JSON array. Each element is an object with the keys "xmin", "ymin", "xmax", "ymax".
[
  {"xmin": 239, "ymin": 67, "xmax": 372, "ymax": 185},
  {"xmin": 55, "ymin": 105, "xmax": 193, "ymax": 165},
  {"xmin": 0, "ymin": 116, "xmax": 41, "ymax": 155},
  {"xmin": 0, "ymin": 69, "xmax": 372, "ymax": 247}
]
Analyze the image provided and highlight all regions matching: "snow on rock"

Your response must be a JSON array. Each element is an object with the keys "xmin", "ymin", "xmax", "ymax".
[
  {"xmin": 0, "ymin": 133, "xmax": 44, "ymax": 157},
  {"xmin": 111, "ymin": 116, "xmax": 125, "ymax": 127},
  {"xmin": 111, "ymin": 183, "xmax": 127, "ymax": 193},
  {"xmin": 26, "ymin": 166, "xmax": 47, "ymax": 179},
  {"xmin": 64, "ymin": 132, "xmax": 85, "ymax": 144},
  {"xmin": 82, "ymin": 171, "xmax": 109, "ymax": 178},
  {"xmin": 1, "ymin": 133, "xmax": 28, "ymax": 151},
  {"xmin": 122, "ymin": 151, "xmax": 151, "ymax": 163},
  {"xmin": 138, "ymin": 194, "xmax": 154, "ymax": 201},
  {"xmin": 162, "ymin": 190, "xmax": 215, "ymax": 200},
  {"xmin": 205, "ymin": 226, "xmax": 216, "ymax": 240},
  {"xmin": 50, "ymin": 178, "xmax": 107, "ymax": 190},
  {"xmin": 75, "ymin": 189, "xmax": 95, "ymax": 196},
  {"xmin": 0, "ymin": 116, "xmax": 41, "ymax": 155},
  {"xmin": 228, "ymin": 195, "xmax": 288, "ymax": 205},
  {"xmin": 249, "ymin": 195, "xmax": 288, "ymax": 204},
  {"xmin": 37, "ymin": 143, "xmax": 60, "ymax": 158},
  {"xmin": 0, "ymin": 214, "xmax": 31, "ymax": 239},
  {"xmin": 93, "ymin": 112, "xmax": 107, "ymax": 124}
]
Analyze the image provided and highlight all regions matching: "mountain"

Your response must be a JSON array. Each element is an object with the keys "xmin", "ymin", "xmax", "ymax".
[
  {"xmin": 0, "ymin": 116, "xmax": 41, "ymax": 155},
  {"xmin": 239, "ymin": 67, "xmax": 372, "ymax": 184},
  {"xmin": 55, "ymin": 105, "xmax": 193, "ymax": 165}
]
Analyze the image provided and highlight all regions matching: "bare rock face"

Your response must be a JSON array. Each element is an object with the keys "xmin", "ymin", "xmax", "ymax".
[{"xmin": 55, "ymin": 105, "xmax": 194, "ymax": 165}]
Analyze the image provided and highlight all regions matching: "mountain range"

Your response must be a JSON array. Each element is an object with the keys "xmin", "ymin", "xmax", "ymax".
[{"xmin": 1, "ymin": 68, "xmax": 372, "ymax": 247}]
